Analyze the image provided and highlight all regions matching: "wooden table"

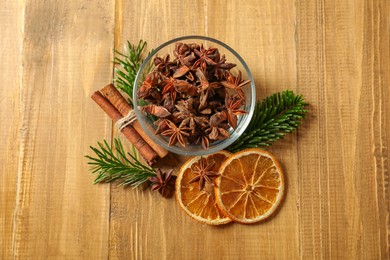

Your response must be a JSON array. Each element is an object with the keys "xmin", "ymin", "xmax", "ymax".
[{"xmin": 1, "ymin": 0, "xmax": 389, "ymax": 259}]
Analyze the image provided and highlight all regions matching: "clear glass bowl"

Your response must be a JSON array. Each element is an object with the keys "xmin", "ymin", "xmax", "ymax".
[{"xmin": 133, "ymin": 36, "xmax": 256, "ymax": 156}]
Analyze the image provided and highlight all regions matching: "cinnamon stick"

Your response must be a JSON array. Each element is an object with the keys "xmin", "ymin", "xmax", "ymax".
[
  {"xmin": 91, "ymin": 91, "xmax": 157, "ymax": 164},
  {"xmin": 101, "ymin": 84, "xmax": 168, "ymax": 158}
]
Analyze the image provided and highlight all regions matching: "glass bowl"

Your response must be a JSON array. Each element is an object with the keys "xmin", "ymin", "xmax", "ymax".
[{"xmin": 133, "ymin": 35, "xmax": 256, "ymax": 156}]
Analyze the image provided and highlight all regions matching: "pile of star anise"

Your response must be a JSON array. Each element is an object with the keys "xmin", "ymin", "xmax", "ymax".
[{"xmin": 138, "ymin": 42, "xmax": 250, "ymax": 148}]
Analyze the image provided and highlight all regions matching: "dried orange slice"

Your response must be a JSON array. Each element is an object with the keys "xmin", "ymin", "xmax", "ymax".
[
  {"xmin": 175, "ymin": 151, "xmax": 232, "ymax": 225},
  {"xmin": 215, "ymin": 148, "xmax": 284, "ymax": 224}
]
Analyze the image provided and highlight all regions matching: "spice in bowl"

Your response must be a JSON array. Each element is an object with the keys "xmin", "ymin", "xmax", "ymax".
[{"xmin": 137, "ymin": 42, "xmax": 250, "ymax": 148}]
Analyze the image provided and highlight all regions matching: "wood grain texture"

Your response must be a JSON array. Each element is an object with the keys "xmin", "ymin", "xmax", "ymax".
[
  {"xmin": 3, "ymin": 0, "xmax": 115, "ymax": 258},
  {"xmin": 0, "ymin": 1, "xmax": 22, "ymax": 259},
  {"xmin": 1, "ymin": 0, "xmax": 389, "ymax": 259},
  {"xmin": 296, "ymin": 0, "xmax": 389, "ymax": 258}
]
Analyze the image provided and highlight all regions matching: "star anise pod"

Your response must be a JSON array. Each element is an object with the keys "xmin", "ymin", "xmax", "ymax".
[
  {"xmin": 161, "ymin": 76, "xmax": 197, "ymax": 101},
  {"xmin": 192, "ymin": 44, "xmax": 218, "ymax": 71},
  {"xmin": 221, "ymin": 71, "xmax": 250, "ymax": 100},
  {"xmin": 189, "ymin": 43, "xmax": 200, "ymax": 51},
  {"xmin": 149, "ymin": 87, "xmax": 162, "ymax": 101},
  {"xmin": 138, "ymin": 71, "xmax": 160, "ymax": 99},
  {"xmin": 160, "ymin": 76, "xmax": 177, "ymax": 101},
  {"xmin": 173, "ymin": 65, "xmax": 190, "ymax": 78},
  {"xmin": 148, "ymin": 168, "xmax": 176, "ymax": 198},
  {"xmin": 174, "ymin": 105, "xmax": 209, "ymax": 133},
  {"xmin": 195, "ymin": 131, "xmax": 210, "ymax": 149},
  {"xmin": 179, "ymin": 52, "xmax": 197, "ymax": 67},
  {"xmin": 222, "ymin": 95, "xmax": 247, "ymax": 129},
  {"xmin": 161, "ymin": 120, "xmax": 190, "ymax": 147},
  {"xmin": 154, "ymin": 54, "xmax": 173, "ymax": 76},
  {"xmin": 154, "ymin": 118, "xmax": 170, "ymax": 134},
  {"xmin": 188, "ymin": 157, "xmax": 219, "ymax": 190},
  {"xmin": 206, "ymin": 126, "xmax": 230, "ymax": 141},
  {"xmin": 209, "ymin": 111, "xmax": 227, "ymax": 126},
  {"xmin": 174, "ymin": 42, "xmax": 191, "ymax": 57},
  {"xmin": 196, "ymin": 68, "xmax": 221, "ymax": 93},
  {"xmin": 142, "ymin": 104, "xmax": 171, "ymax": 118},
  {"xmin": 207, "ymin": 100, "xmax": 224, "ymax": 112},
  {"xmin": 213, "ymin": 54, "xmax": 236, "ymax": 79},
  {"xmin": 195, "ymin": 68, "xmax": 221, "ymax": 109},
  {"xmin": 174, "ymin": 42, "xmax": 196, "ymax": 67},
  {"xmin": 174, "ymin": 80, "xmax": 198, "ymax": 97},
  {"xmin": 162, "ymin": 92, "xmax": 175, "ymax": 111},
  {"xmin": 176, "ymin": 98, "xmax": 197, "ymax": 113}
]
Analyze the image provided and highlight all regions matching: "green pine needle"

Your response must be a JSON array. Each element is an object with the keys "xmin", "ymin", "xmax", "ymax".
[
  {"xmin": 226, "ymin": 90, "xmax": 308, "ymax": 153},
  {"xmin": 85, "ymin": 138, "xmax": 156, "ymax": 188},
  {"xmin": 114, "ymin": 40, "xmax": 149, "ymax": 103}
]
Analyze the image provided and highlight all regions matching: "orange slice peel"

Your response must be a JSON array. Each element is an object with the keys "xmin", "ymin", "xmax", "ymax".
[
  {"xmin": 215, "ymin": 148, "xmax": 284, "ymax": 224},
  {"xmin": 175, "ymin": 151, "xmax": 232, "ymax": 225}
]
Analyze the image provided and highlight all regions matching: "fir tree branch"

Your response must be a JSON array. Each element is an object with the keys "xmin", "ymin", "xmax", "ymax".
[
  {"xmin": 226, "ymin": 90, "xmax": 308, "ymax": 153},
  {"xmin": 114, "ymin": 40, "xmax": 149, "ymax": 104},
  {"xmin": 86, "ymin": 138, "xmax": 156, "ymax": 188}
]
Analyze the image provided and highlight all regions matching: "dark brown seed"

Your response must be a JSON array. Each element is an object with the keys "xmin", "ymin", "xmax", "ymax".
[{"xmin": 199, "ymin": 108, "xmax": 212, "ymax": 114}]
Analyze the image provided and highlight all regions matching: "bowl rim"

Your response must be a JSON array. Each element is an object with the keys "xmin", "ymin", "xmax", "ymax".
[{"xmin": 133, "ymin": 35, "xmax": 256, "ymax": 156}]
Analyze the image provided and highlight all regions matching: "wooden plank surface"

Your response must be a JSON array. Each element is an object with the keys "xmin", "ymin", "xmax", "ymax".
[
  {"xmin": 1, "ymin": 1, "xmax": 115, "ymax": 259},
  {"xmin": 0, "ymin": 1, "xmax": 22, "ymax": 259},
  {"xmin": 1, "ymin": 0, "xmax": 389, "ymax": 259},
  {"xmin": 296, "ymin": 0, "xmax": 389, "ymax": 258}
]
